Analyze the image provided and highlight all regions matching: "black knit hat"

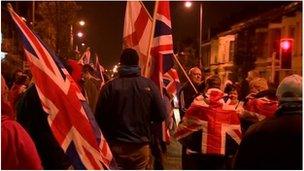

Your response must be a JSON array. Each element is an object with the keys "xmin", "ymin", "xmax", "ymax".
[{"xmin": 120, "ymin": 48, "xmax": 139, "ymax": 66}]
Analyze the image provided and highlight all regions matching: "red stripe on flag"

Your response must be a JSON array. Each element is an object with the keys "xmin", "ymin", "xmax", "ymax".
[
  {"xmin": 157, "ymin": 1, "xmax": 171, "ymax": 21},
  {"xmin": 124, "ymin": 7, "xmax": 150, "ymax": 47},
  {"xmin": 83, "ymin": 147, "xmax": 101, "ymax": 170}
]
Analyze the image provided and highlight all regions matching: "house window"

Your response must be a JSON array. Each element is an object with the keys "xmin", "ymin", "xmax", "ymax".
[{"xmin": 229, "ymin": 41, "xmax": 235, "ymax": 62}]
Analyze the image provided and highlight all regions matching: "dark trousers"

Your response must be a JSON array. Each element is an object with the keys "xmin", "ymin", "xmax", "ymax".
[
  {"xmin": 109, "ymin": 142, "xmax": 151, "ymax": 170},
  {"xmin": 182, "ymin": 149, "xmax": 226, "ymax": 170}
]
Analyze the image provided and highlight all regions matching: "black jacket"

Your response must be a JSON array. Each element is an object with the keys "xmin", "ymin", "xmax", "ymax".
[
  {"xmin": 233, "ymin": 102, "xmax": 302, "ymax": 169},
  {"xmin": 178, "ymin": 81, "xmax": 205, "ymax": 119},
  {"xmin": 16, "ymin": 84, "xmax": 72, "ymax": 169},
  {"xmin": 95, "ymin": 66, "xmax": 166, "ymax": 144}
]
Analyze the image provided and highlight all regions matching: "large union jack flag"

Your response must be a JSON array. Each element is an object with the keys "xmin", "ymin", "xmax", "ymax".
[
  {"xmin": 147, "ymin": 1, "xmax": 174, "ymax": 90},
  {"xmin": 146, "ymin": 1, "xmax": 176, "ymax": 143},
  {"xmin": 8, "ymin": 4, "xmax": 114, "ymax": 169},
  {"xmin": 174, "ymin": 89, "xmax": 242, "ymax": 155}
]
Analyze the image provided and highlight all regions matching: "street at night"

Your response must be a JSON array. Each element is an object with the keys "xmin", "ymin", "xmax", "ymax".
[{"xmin": 1, "ymin": 1, "xmax": 302, "ymax": 170}]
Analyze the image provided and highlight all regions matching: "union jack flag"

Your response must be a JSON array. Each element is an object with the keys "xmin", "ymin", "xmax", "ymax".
[
  {"xmin": 148, "ymin": 1, "xmax": 174, "ymax": 92},
  {"xmin": 8, "ymin": 4, "xmax": 114, "ymax": 169},
  {"xmin": 163, "ymin": 68, "xmax": 180, "ymax": 99},
  {"xmin": 123, "ymin": 1, "xmax": 152, "ymax": 75},
  {"xmin": 174, "ymin": 89, "xmax": 242, "ymax": 155},
  {"xmin": 78, "ymin": 47, "xmax": 91, "ymax": 65},
  {"xmin": 95, "ymin": 54, "xmax": 105, "ymax": 89},
  {"xmin": 147, "ymin": 1, "xmax": 175, "ymax": 143}
]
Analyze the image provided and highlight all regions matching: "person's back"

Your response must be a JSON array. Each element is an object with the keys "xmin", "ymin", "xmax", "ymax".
[
  {"xmin": 16, "ymin": 84, "xmax": 72, "ymax": 169},
  {"xmin": 96, "ymin": 74, "xmax": 165, "ymax": 143},
  {"xmin": 95, "ymin": 48, "xmax": 166, "ymax": 169},
  {"xmin": 234, "ymin": 74, "xmax": 302, "ymax": 169}
]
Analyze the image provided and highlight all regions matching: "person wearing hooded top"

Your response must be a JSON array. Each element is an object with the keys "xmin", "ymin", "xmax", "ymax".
[
  {"xmin": 233, "ymin": 74, "xmax": 302, "ymax": 169},
  {"xmin": 95, "ymin": 48, "xmax": 166, "ymax": 169}
]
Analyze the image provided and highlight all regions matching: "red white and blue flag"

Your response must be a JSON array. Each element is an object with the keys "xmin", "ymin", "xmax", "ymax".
[
  {"xmin": 95, "ymin": 54, "xmax": 105, "ymax": 89},
  {"xmin": 147, "ymin": 1, "xmax": 174, "ymax": 92},
  {"xmin": 147, "ymin": 1, "xmax": 175, "ymax": 142},
  {"xmin": 78, "ymin": 47, "xmax": 91, "ymax": 65},
  {"xmin": 163, "ymin": 68, "xmax": 180, "ymax": 99},
  {"xmin": 8, "ymin": 4, "xmax": 114, "ymax": 169},
  {"xmin": 174, "ymin": 89, "xmax": 242, "ymax": 155}
]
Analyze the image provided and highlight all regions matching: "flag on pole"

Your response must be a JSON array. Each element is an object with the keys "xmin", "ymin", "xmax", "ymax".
[
  {"xmin": 95, "ymin": 54, "xmax": 105, "ymax": 89},
  {"xmin": 8, "ymin": 4, "xmax": 114, "ymax": 169},
  {"xmin": 163, "ymin": 68, "xmax": 180, "ymax": 99},
  {"xmin": 148, "ymin": 1, "xmax": 174, "ymax": 94},
  {"xmin": 123, "ymin": 1, "xmax": 153, "ymax": 75},
  {"xmin": 147, "ymin": 1, "xmax": 175, "ymax": 142},
  {"xmin": 78, "ymin": 47, "xmax": 91, "ymax": 65}
]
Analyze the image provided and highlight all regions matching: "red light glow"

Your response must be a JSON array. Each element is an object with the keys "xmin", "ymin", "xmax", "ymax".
[{"xmin": 281, "ymin": 40, "xmax": 291, "ymax": 50}]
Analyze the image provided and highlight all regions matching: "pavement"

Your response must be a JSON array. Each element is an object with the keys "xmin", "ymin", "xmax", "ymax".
[{"xmin": 163, "ymin": 138, "xmax": 182, "ymax": 170}]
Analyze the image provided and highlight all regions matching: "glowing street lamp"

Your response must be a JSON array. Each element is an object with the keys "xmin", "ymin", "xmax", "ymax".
[
  {"xmin": 77, "ymin": 32, "xmax": 84, "ymax": 38},
  {"xmin": 185, "ymin": 1, "xmax": 192, "ymax": 8},
  {"xmin": 81, "ymin": 43, "xmax": 85, "ymax": 46},
  {"xmin": 79, "ymin": 20, "xmax": 85, "ymax": 26}
]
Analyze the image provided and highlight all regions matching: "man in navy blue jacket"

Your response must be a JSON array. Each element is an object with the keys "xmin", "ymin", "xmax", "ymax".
[{"xmin": 95, "ymin": 48, "xmax": 167, "ymax": 169}]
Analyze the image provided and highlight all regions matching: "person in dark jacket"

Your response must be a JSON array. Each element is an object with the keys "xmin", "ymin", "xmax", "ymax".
[
  {"xmin": 95, "ymin": 48, "xmax": 166, "ymax": 169},
  {"xmin": 233, "ymin": 74, "xmax": 302, "ymax": 169},
  {"xmin": 178, "ymin": 67, "xmax": 205, "ymax": 169},
  {"xmin": 16, "ymin": 84, "xmax": 73, "ymax": 169},
  {"xmin": 178, "ymin": 67, "xmax": 205, "ymax": 119},
  {"xmin": 15, "ymin": 60, "xmax": 82, "ymax": 169}
]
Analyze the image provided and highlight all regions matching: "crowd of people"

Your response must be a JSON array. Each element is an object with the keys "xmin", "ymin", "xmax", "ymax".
[{"xmin": 1, "ymin": 48, "xmax": 302, "ymax": 170}]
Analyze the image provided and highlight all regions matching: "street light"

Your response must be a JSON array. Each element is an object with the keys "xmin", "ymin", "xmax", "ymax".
[
  {"xmin": 81, "ymin": 43, "xmax": 85, "ymax": 46},
  {"xmin": 185, "ymin": 1, "xmax": 192, "ymax": 8},
  {"xmin": 77, "ymin": 32, "xmax": 84, "ymax": 38},
  {"xmin": 70, "ymin": 20, "xmax": 86, "ymax": 52},
  {"xmin": 79, "ymin": 20, "xmax": 85, "ymax": 26},
  {"xmin": 184, "ymin": 1, "xmax": 203, "ymax": 68}
]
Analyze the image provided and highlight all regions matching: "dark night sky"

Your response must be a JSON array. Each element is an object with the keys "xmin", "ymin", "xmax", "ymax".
[{"xmin": 76, "ymin": 1, "xmax": 291, "ymax": 69}]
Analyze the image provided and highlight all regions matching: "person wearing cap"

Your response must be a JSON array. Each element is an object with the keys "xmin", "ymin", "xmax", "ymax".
[
  {"xmin": 95, "ymin": 48, "xmax": 166, "ymax": 169},
  {"xmin": 233, "ymin": 74, "xmax": 302, "ymax": 169}
]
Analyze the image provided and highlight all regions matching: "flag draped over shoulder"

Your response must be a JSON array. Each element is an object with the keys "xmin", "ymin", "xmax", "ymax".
[
  {"xmin": 8, "ymin": 5, "xmax": 114, "ymax": 169},
  {"xmin": 245, "ymin": 97, "xmax": 278, "ymax": 119},
  {"xmin": 123, "ymin": 1, "xmax": 152, "ymax": 75},
  {"xmin": 174, "ymin": 89, "xmax": 242, "ymax": 155}
]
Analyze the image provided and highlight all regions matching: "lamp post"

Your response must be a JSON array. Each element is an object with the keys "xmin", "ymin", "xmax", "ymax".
[
  {"xmin": 184, "ymin": 1, "xmax": 203, "ymax": 69},
  {"xmin": 70, "ymin": 20, "xmax": 86, "ymax": 52}
]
